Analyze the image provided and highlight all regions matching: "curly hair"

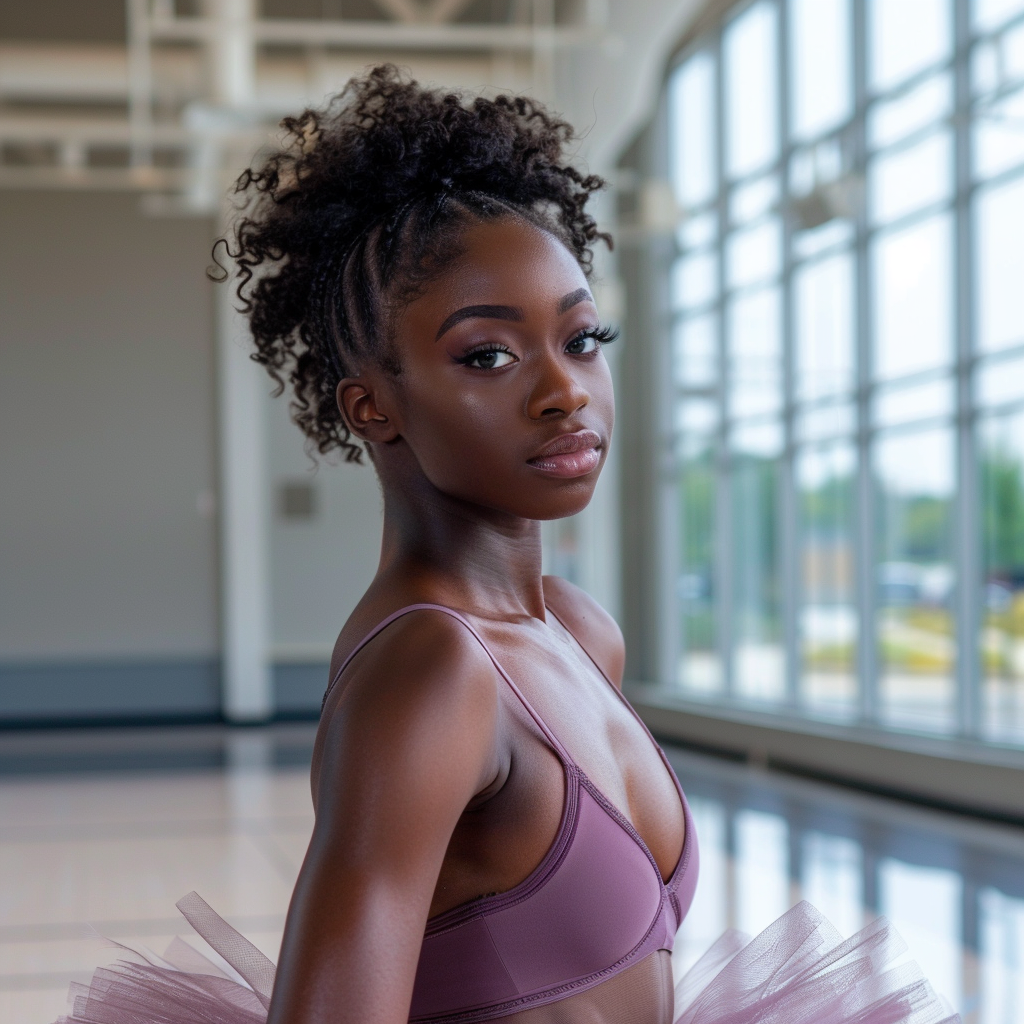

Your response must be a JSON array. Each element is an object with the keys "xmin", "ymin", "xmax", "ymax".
[{"xmin": 214, "ymin": 64, "xmax": 611, "ymax": 463}]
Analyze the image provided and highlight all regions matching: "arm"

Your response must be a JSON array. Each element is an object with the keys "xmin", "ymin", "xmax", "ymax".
[
  {"xmin": 268, "ymin": 611, "xmax": 500, "ymax": 1024},
  {"xmin": 542, "ymin": 576, "xmax": 626, "ymax": 689}
]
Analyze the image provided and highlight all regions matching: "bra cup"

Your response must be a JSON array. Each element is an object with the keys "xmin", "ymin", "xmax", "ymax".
[
  {"xmin": 409, "ymin": 781, "xmax": 667, "ymax": 1021},
  {"xmin": 487, "ymin": 783, "xmax": 664, "ymax": 993}
]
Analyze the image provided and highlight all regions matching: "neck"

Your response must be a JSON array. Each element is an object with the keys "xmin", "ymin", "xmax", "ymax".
[{"xmin": 375, "ymin": 468, "xmax": 547, "ymax": 622}]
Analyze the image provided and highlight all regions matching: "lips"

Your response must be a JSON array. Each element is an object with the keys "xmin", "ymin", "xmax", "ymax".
[{"xmin": 527, "ymin": 429, "xmax": 603, "ymax": 479}]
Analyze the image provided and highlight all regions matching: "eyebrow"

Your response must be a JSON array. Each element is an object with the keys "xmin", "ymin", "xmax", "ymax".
[
  {"xmin": 435, "ymin": 304, "xmax": 523, "ymax": 341},
  {"xmin": 434, "ymin": 288, "xmax": 596, "ymax": 341},
  {"xmin": 558, "ymin": 288, "xmax": 593, "ymax": 314}
]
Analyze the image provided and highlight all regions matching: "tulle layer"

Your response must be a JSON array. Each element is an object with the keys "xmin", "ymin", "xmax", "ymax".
[
  {"xmin": 672, "ymin": 902, "xmax": 961, "ymax": 1024},
  {"xmin": 55, "ymin": 893, "xmax": 273, "ymax": 1024},
  {"xmin": 55, "ymin": 896, "xmax": 962, "ymax": 1024}
]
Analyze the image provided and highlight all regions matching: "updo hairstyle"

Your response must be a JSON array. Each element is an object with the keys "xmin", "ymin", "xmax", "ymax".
[{"xmin": 215, "ymin": 64, "xmax": 610, "ymax": 463}]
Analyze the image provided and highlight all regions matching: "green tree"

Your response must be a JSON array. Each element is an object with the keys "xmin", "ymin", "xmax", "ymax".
[{"xmin": 981, "ymin": 443, "xmax": 1024, "ymax": 575}]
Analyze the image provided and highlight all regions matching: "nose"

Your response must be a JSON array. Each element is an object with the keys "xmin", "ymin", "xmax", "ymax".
[{"xmin": 525, "ymin": 350, "xmax": 590, "ymax": 420}]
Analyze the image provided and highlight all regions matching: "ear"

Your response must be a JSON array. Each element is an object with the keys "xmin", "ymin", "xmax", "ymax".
[{"xmin": 336, "ymin": 378, "xmax": 400, "ymax": 444}]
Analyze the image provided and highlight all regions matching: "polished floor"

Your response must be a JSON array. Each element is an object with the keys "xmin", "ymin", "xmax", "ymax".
[{"xmin": 0, "ymin": 726, "xmax": 1022, "ymax": 1023}]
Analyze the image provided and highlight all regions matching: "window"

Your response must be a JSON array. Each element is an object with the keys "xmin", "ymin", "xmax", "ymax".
[{"xmin": 658, "ymin": 0, "xmax": 1024, "ymax": 746}]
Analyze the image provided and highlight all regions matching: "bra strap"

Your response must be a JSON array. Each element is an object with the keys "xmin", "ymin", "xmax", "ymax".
[{"xmin": 322, "ymin": 604, "xmax": 575, "ymax": 766}]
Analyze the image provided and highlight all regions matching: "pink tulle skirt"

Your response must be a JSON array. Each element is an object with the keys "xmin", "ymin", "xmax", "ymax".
[{"xmin": 55, "ymin": 894, "xmax": 961, "ymax": 1024}]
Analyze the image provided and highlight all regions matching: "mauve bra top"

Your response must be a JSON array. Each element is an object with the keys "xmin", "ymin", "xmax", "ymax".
[{"xmin": 324, "ymin": 603, "xmax": 700, "ymax": 1024}]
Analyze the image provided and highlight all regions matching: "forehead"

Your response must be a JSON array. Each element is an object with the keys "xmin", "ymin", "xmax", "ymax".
[{"xmin": 419, "ymin": 216, "xmax": 588, "ymax": 310}]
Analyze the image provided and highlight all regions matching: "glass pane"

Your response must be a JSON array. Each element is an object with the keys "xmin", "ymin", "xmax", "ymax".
[
  {"xmin": 735, "ymin": 810, "xmax": 789, "ymax": 934},
  {"xmin": 797, "ymin": 402, "xmax": 855, "ymax": 442},
  {"xmin": 974, "ymin": 87, "xmax": 1024, "ymax": 179},
  {"xmin": 974, "ymin": 0, "xmax": 1024, "ymax": 31},
  {"xmin": 673, "ymin": 313, "xmax": 718, "ymax": 388},
  {"xmin": 869, "ymin": 0, "xmax": 952, "ymax": 92},
  {"xmin": 732, "ymin": 421, "xmax": 785, "ymax": 703},
  {"xmin": 870, "ymin": 130, "xmax": 952, "ymax": 224},
  {"xmin": 794, "ymin": 251, "xmax": 855, "ymax": 401},
  {"xmin": 728, "ymin": 287, "xmax": 782, "ymax": 417},
  {"xmin": 727, "ymin": 218, "xmax": 782, "ymax": 288},
  {"xmin": 873, "ymin": 215, "xmax": 953, "ymax": 381},
  {"xmin": 977, "ymin": 176, "xmax": 1024, "ymax": 354},
  {"xmin": 672, "ymin": 251, "xmax": 718, "ymax": 311},
  {"xmin": 869, "ymin": 73, "xmax": 952, "ymax": 149},
  {"xmin": 724, "ymin": 1, "xmax": 779, "ymax": 179},
  {"xmin": 876, "ymin": 428, "xmax": 957, "ymax": 733},
  {"xmin": 879, "ymin": 859, "xmax": 963, "ymax": 1013},
  {"xmin": 790, "ymin": 0, "xmax": 852, "ymax": 140},
  {"xmin": 730, "ymin": 174, "xmax": 780, "ymax": 224},
  {"xmin": 792, "ymin": 219, "xmax": 855, "ymax": 260},
  {"xmin": 875, "ymin": 378, "xmax": 954, "ymax": 428},
  {"xmin": 679, "ymin": 443, "xmax": 722, "ymax": 696},
  {"xmin": 978, "ymin": 352, "xmax": 1024, "ymax": 407},
  {"xmin": 979, "ymin": 887, "xmax": 1024, "ymax": 1024},
  {"xmin": 801, "ymin": 832, "xmax": 863, "ymax": 938},
  {"xmin": 670, "ymin": 52, "xmax": 717, "ymax": 210},
  {"xmin": 799, "ymin": 443, "xmax": 858, "ymax": 718},
  {"xmin": 676, "ymin": 399, "xmax": 718, "ymax": 439},
  {"xmin": 789, "ymin": 138, "xmax": 844, "ymax": 195},
  {"xmin": 679, "ymin": 211, "xmax": 717, "ymax": 251},
  {"xmin": 980, "ymin": 411, "xmax": 1024, "ymax": 745}
]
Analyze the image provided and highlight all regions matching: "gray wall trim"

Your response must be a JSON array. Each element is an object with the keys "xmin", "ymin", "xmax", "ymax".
[
  {"xmin": 0, "ymin": 659, "xmax": 331, "ymax": 723},
  {"xmin": 273, "ymin": 662, "xmax": 330, "ymax": 717},
  {"xmin": 630, "ymin": 689, "xmax": 1024, "ymax": 821},
  {"xmin": 0, "ymin": 723, "xmax": 318, "ymax": 776},
  {"xmin": 0, "ymin": 659, "xmax": 221, "ymax": 722}
]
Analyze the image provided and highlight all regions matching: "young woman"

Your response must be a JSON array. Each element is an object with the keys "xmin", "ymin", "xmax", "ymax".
[{"xmin": 58, "ymin": 66, "xmax": 959, "ymax": 1024}]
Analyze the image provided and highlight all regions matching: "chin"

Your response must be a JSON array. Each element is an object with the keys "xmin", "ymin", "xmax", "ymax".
[{"xmin": 507, "ymin": 478, "xmax": 601, "ymax": 521}]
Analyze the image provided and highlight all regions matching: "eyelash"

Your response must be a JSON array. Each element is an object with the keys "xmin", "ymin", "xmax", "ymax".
[
  {"xmin": 454, "ymin": 324, "xmax": 619, "ymax": 369},
  {"xmin": 571, "ymin": 324, "xmax": 620, "ymax": 348}
]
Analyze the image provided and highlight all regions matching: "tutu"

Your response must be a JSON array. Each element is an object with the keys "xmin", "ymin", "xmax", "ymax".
[{"xmin": 55, "ymin": 895, "xmax": 961, "ymax": 1024}]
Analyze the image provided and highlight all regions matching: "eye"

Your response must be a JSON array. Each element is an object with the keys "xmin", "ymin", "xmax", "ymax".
[
  {"xmin": 566, "ymin": 324, "xmax": 619, "ymax": 355},
  {"xmin": 458, "ymin": 346, "xmax": 518, "ymax": 370}
]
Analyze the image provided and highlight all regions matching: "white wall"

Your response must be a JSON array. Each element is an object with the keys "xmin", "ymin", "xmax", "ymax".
[
  {"xmin": 266, "ymin": 393, "xmax": 382, "ymax": 662},
  {"xmin": 0, "ymin": 191, "xmax": 219, "ymax": 661}
]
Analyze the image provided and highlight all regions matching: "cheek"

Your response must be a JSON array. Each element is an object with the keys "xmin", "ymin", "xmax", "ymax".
[
  {"xmin": 402, "ymin": 380, "xmax": 512, "ymax": 468},
  {"xmin": 593, "ymin": 361, "xmax": 616, "ymax": 428}
]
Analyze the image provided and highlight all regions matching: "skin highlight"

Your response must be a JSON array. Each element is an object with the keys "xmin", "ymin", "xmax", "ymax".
[{"xmin": 266, "ymin": 217, "xmax": 685, "ymax": 1024}]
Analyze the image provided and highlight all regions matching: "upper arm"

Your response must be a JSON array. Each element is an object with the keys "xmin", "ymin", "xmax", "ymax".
[
  {"xmin": 269, "ymin": 612, "xmax": 499, "ymax": 1024},
  {"xmin": 543, "ymin": 576, "xmax": 626, "ymax": 689}
]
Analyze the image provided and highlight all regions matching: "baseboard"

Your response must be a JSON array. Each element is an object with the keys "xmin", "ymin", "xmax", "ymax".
[
  {"xmin": 0, "ymin": 658, "xmax": 331, "ymax": 725},
  {"xmin": 629, "ymin": 688, "xmax": 1024, "ymax": 823},
  {"xmin": 0, "ymin": 721, "xmax": 318, "ymax": 775},
  {"xmin": 274, "ymin": 661, "xmax": 330, "ymax": 716},
  {"xmin": 0, "ymin": 658, "xmax": 221, "ymax": 723}
]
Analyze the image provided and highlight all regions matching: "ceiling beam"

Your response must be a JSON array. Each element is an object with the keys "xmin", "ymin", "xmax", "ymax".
[{"xmin": 148, "ymin": 15, "xmax": 593, "ymax": 52}]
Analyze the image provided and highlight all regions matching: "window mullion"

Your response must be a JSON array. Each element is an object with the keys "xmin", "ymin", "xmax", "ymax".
[
  {"xmin": 953, "ymin": 0, "xmax": 980, "ymax": 739},
  {"xmin": 778, "ymin": 0, "xmax": 799, "ymax": 711},
  {"xmin": 713, "ymin": 26, "xmax": 735, "ymax": 701},
  {"xmin": 852, "ymin": 0, "xmax": 879, "ymax": 726}
]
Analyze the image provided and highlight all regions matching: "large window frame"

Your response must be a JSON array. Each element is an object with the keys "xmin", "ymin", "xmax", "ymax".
[{"xmin": 630, "ymin": 0, "xmax": 1024, "ymax": 751}]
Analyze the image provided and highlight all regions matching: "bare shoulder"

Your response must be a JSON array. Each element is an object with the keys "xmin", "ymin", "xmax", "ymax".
[
  {"xmin": 542, "ymin": 576, "xmax": 626, "ymax": 689},
  {"xmin": 313, "ymin": 608, "xmax": 501, "ymax": 812}
]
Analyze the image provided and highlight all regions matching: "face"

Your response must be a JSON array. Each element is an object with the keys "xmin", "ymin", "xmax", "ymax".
[{"xmin": 342, "ymin": 216, "xmax": 615, "ymax": 521}]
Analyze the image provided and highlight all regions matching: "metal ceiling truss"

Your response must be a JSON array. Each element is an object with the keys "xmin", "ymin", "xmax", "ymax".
[{"xmin": 0, "ymin": 0, "xmax": 601, "ymax": 211}]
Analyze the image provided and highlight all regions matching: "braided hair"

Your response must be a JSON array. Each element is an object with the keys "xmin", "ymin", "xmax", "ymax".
[{"xmin": 214, "ymin": 64, "xmax": 610, "ymax": 463}]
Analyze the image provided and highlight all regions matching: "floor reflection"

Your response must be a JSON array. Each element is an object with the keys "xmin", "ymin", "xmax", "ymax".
[
  {"xmin": 666, "ymin": 747, "xmax": 1024, "ymax": 1024},
  {"xmin": 0, "ymin": 728, "xmax": 1021, "ymax": 1023}
]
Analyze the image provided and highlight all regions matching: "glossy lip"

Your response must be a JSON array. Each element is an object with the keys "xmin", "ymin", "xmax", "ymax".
[{"xmin": 527, "ymin": 429, "xmax": 603, "ymax": 479}]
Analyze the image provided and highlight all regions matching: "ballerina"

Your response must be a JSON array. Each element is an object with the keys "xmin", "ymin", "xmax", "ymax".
[{"xmin": 57, "ymin": 65, "xmax": 960, "ymax": 1024}]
